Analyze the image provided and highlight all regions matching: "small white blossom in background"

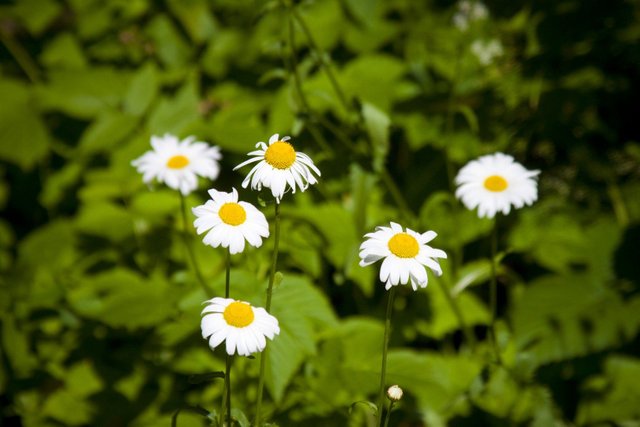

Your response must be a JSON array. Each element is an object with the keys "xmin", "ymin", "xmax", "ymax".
[
  {"xmin": 453, "ymin": 0, "xmax": 489, "ymax": 31},
  {"xmin": 234, "ymin": 133, "xmax": 321, "ymax": 203},
  {"xmin": 471, "ymin": 39, "xmax": 504, "ymax": 65},
  {"xmin": 455, "ymin": 153, "xmax": 540, "ymax": 219},
  {"xmin": 192, "ymin": 188, "xmax": 270, "ymax": 254},
  {"xmin": 201, "ymin": 298, "xmax": 280, "ymax": 356},
  {"xmin": 359, "ymin": 222, "xmax": 447, "ymax": 291},
  {"xmin": 387, "ymin": 385, "xmax": 403, "ymax": 402},
  {"xmin": 131, "ymin": 134, "xmax": 221, "ymax": 195}
]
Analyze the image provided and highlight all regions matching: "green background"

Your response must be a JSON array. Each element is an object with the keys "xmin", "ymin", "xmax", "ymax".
[{"xmin": 1, "ymin": 0, "xmax": 639, "ymax": 425}]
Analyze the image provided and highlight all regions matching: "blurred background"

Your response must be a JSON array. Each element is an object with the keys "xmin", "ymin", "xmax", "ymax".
[{"xmin": 1, "ymin": 0, "xmax": 639, "ymax": 426}]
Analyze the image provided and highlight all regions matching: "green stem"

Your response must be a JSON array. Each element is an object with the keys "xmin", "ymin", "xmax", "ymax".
[
  {"xmin": 376, "ymin": 287, "xmax": 396, "ymax": 427},
  {"xmin": 382, "ymin": 401, "xmax": 395, "ymax": 427},
  {"xmin": 380, "ymin": 170, "xmax": 415, "ymax": 227},
  {"xmin": 225, "ymin": 355, "xmax": 231, "ymax": 427},
  {"xmin": 489, "ymin": 220, "xmax": 502, "ymax": 364},
  {"xmin": 0, "ymin": 32, "xmax": 40, "ymax": 82},
  {"xmin": 254, "ymin": 202, "xmax": 282, "ymax": 426},
  {"xmin": 289, "ymin": 5, "xmax": 350, "ymax": 111},
  {"xmin": 283, "ymin": 7, "xmax": 332, "ymax": 154},
  {"xmin": 224, "ymin": 248, "xmax": 232, "ymax": 426},
  {"xmin": 437, "ymin": 279, "xmax": 477, "ymax": 351},
  {"xmin": 179, "ymin": 194, "xmax": 211, "ymax": 297}
]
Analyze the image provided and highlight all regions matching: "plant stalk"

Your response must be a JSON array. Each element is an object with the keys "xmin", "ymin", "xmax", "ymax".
[{"xmin": 376, "ymin": 287, "xmax": 396, "ymax": 427}]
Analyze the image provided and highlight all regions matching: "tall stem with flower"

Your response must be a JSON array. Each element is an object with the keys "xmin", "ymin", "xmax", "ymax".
[{"xmin": 359, "ymin": 222, "xmax": 447, "ymax": 426}]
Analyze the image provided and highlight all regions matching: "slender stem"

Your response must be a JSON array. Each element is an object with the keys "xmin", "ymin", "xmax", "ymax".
[
  {"xmin": 376, "ymin": 287, "xmax": 396, "ymax": 427},
  {"xmin": 179, "ymin": 194, "xmax": 211, "ymax": 297},
  {"xmin": 489, "ymin": 220, "xmax": 502, "ymax": 364},
  {"xmin": 254, "ymin": 202, "xmax": 282, "ymax": 426},
  {"xmin": 382, "ymin": 401, "xmax": 395, "ymax": 427},
  {"xmin": 223, "ymin": 248, "xmax": 232, "ymax": 426},
  {"xmin": 289, "ymin": 6, "xmax": 350, "ymax": 111},
  {"xmin": 437, "ymin": 279, "xmax": 477, "ymax": 351},
  {"xmin": 380, "ymin": 170, "xmax": 415, "ymax": 227},
  {"xmin": 283, "ymin": 7, "xmax": 332, "ymax": 154},
  {"xmin": 225, "ymin": 249, "xmax": 231, "ymax": 298},
  {"xmin": 225, "ymin": 355, "xmax": 231, "ymax": 427},
  {"xmin": 0, "ymin": 32, "xmax": 40, "ymax": 82}
]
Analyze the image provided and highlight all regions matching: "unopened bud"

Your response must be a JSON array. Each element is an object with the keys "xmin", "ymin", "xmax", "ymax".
[{"xmin": 387, "ymin": 385, "xmax": 403, "ymax": 402}]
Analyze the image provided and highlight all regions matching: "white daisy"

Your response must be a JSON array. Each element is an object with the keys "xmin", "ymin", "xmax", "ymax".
[
  {"xmin": 471, "ymin": 39, "xmax": 504, "ymax": 65},
  {"xmin": 233, "ymin": 133, "xmax": 321, "ymax": 203},
  {"xmin": 201, "ymin": 298, "xmax": 280, "ymax": 356},
  {"xmin": 455, "ymin": 152, "xmax": 540, "ymax": 219},
  {"xmin": 192, "ymin": 188, "xmax": 269, "ymax": 254},
  {"xmin": 131, "ymin": 134, "xmax": 221, "ymax": 196},
  {"xmin": 359, "ymin": 222, "xmax": 447, "ymax": 291}
]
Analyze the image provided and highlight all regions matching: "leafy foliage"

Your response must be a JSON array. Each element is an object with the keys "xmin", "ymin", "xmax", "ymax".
[{"xmin": 1, "ymin": 0, "xmax": 639, "ymax": 426}]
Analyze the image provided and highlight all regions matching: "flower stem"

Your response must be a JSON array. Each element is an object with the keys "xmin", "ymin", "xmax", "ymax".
[
  {"xmin": 437, "ymin": 279, "xmax": 477, "ymax": 351},
  {"xmin": 489, "ymin": 220, "xmax": 502, "ymax": 364},
  {"xmin": 179, "ymin": 194, "xmax": 211, "ymax": 297},
  {"xmin": 376, "ymin": 287, "xmax": 396, "ymax": 427},
  {"xmin": 382, "ymin": 401, "xmax": 395, "ymax": 427},
  {"xmin": 223, "ymin": 248, "xmax": 232, "ymax": 427},
  {"xmin": 254, "ymin": 202, "xmax": 282, "ymax": 426}
]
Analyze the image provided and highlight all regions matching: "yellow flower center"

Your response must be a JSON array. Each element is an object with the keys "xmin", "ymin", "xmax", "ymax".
[
  {"xmin": 483, "ymin": 175, "xmax": 509, "ymax": 192},
  {"xmin": 218, "ymin": 203, "xmax": 246, "ymax": 226},
  {"xmin": 388, "ymin": 233, "xmax": 419, "ymax": 258},
  {"xmin": 223, "ymin": 301, "xmax": 255, "ymax": 327},
  {"xmin": 166, "ymin": 155, "xmax": 190, "ymax": 169},
  {"xmin": 264, "ymin": 141, "xmax": 296, "ymax": 169}
]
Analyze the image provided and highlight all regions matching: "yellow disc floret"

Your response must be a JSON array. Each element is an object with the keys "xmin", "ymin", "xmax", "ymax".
[
  {"xmin": 218, "ymin": 203, "xmax": 247, "ymax": 226},
  {"xmin": 388, "ymin": 233, "xmax": 419, "ymax": 258},
  {"xmin": 166, "ymin": 154, "xmax": 190, "ymax": 169},
  {"xmin": 223, "ymin": 302, "xmax": 255, "ymax": 328},
  {"xmin": 483, "ymin": 175, "xmax": 509, "ymax": 192},
  {"xmin": 264, "ymin": 141, "xmax": 296, "ymax": 169}
]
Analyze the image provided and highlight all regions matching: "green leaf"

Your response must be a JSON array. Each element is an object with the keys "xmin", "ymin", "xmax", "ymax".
[
  {"xmin": 12, "ymin": 0, "xmax": 61, "ymax": 35},
  {"xmin": 40, "ymin": 32, "xmax": 87, "ymax": 69},
  {"xmin": 75, "ymin": 202, "xmax": 134, "ymax": 242},
  {"xmin": 512, "ymin": 274, "xmax": 639, "ymax": 366},
  {"xmin": 145, "ymin": 14, "xmax": 191, "ymax": 68},
  {"xmin": 361, "ymin": 102, "xmax": 390, "ymax": 173},
  {"xmin": 78, "ymin": 110, "xmax": 138, "ymax": 155},
  {"xmin": 19, "ymin": 220, "xmax": 76, "ymax": 270},
  {"xmin": 386, "ymin": 350, "xmax": 482, "ymax": 412},
  {"xmin": 124, "ymin": 62, "xmax": 159, "ymax": 116},
  {"xmin": 266, "ymin": 274, "xmax": 338, "ymax": 402},
  {"xmin": 42, "ymin": 389, "xmax": 94, "ymax": 426},
  {"xmin": 0, "ymin": 79, "xmax": 49, "ymax": 170},
  {"xmin": 35, "ymin": 68, "xmax": 130, "ymax": 118},
  {"xmin": 167, "ymin": 0, "xmax": 217, "ymax": 44},
  {"xmin": 577, "ymin": 355, "xmax": 640, "ymax": 424}
]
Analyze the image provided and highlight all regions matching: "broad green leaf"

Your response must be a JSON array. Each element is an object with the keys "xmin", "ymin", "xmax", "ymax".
[
  {"xmin": 577, "ymin": 355, "xmax": 640, "ymax": 424},
  {"xmin": 0, "ymin": 79, "xmax": 49, "ymax": 170},
  {"xmin": 12, "ymin": 0, "xmax": 61, "ymax": 35},
  {"xmin": 75, "ymin": 202, "xmax": 134, "ymax": 242},
  {"xmin": 78, "ymin": 110, "xmax": 138, "ymax": 155},
  {"xmin": 124, "ymin": 62, "xmax": 159, "ymax": 116},
  {"xmin": 145, "ymin": 14, "xmax": 191, "ymax": 68},
  {"xmin": 167, "ymin": 0, "xmax": 217, "ymax": 44},
  {"xmin": 40, "ymin": 33, "xmax": 87, "ymax": 69},
  {"xmin": 19, "ymin": 220, "xmax": 76, "ymax": 270},
  {"xmin": 266, "ymin": 274, "xmax": 338, "ymax": 402},
  {"xmin": 42, "ymin": 389, "xmax": 94, "ymax": 425},
  {"xmin": 512, "ymin": 274, "xmax": 638, "ymax": 366},
  {"xmin": 361, "ymin": 102, "xmax": 390, "ymax": 173},
  {"xmin": 35, "ymin": 68, "xmax": 130, "ymax": 118},
  {"xmin": 386, "ymin": 350, "xmax": 482, "ymax": 412}
]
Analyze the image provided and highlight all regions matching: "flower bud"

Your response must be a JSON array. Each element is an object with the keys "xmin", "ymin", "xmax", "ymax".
[{"xmin": 387, "ymin": 385, "xmax": 403, "ymax": 402}]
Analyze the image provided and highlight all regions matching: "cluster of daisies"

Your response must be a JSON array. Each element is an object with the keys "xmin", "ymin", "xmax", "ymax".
[
  {"xmin": 132, "ymin": 133, "xmax": 322, "ymax": 357},
  {"xmin": 131, "ymin": 133, "xmax": 539, "ymax": 354}
]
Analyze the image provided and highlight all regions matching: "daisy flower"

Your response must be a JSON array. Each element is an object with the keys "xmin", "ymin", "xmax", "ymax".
[
  {"xmin": 201, "ymin": 298, "xmax": 280, "ymax": 356},
  {"xmin": 131, "ymin": 134, "xmax": 221, "ymax": 195},
  {"xmin": 192, "ymin": 188, "xmax": 269, "ymax": 254},
  {"xmin": 359, "ymin": 222, "xmax": 447, "ymax": 291},
  {"xmin": 455, "ymin": 152, "xmax": 540, "ymax": 219},
  {"xmin": 233, "ymin": 133, "xmax": 321, "ymax": 203}
]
